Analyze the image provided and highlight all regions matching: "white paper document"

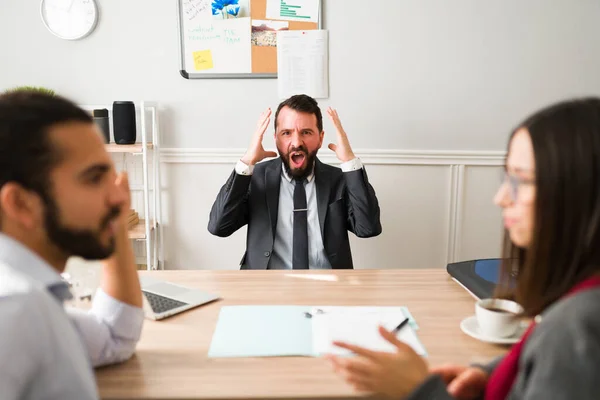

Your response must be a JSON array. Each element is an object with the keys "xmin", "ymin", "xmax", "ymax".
[
  {"xmin": 266, "ymin": 0, "xmax": 320, "ymax": 23},
  {"xmin": 181, "ymin": 0, "xmax": 212, "ymax": 21},
  {"xmin": 311, "ymin": 307, "xmax": 428, "ymax": 357},
  {"xmin": 277, "ymin": 30, "xmax": 328, "ymax": 99}
]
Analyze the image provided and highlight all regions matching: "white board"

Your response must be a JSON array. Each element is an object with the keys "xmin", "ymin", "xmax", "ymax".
[{"xmin": 178, "ymin": 0, "xmax": 252, "ymax": 78}]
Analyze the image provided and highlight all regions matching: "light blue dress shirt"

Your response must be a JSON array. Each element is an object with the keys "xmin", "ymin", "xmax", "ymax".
[
  {"xmin": 0, "ymin": 233, "xmax": 144, "ymax": 400},
  {"xmin": 235, "ymin": 157, "xmax": 363, "ymax": 269}
]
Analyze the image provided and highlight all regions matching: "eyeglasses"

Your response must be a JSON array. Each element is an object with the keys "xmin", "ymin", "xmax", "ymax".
[{"xmin": 500, "ymin": 170, "xmax": 535, "ymax": 202}]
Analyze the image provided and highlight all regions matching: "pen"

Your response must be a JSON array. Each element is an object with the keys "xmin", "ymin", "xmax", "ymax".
[{"xmin": 392, "ymin": 317, "xmax": 409, "ymax": 334}]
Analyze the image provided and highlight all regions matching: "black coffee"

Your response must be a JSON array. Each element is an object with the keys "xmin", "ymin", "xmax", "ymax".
[{"xmin": 484, "ymin": 307, "xmax": 514, "ymax": 314}]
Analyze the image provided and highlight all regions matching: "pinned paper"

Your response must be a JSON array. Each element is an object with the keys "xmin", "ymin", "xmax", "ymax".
[
  {"xmin": 266, "ymin": 0, "xmax": 320, "ymax": 23},
  {"xmin": 277, "ymin": 30, "xmax": 329, "ymax": 98},
  {"xmin": 193, "ymin": 49, "xmax": 214, "ymax": 70},
  {"xmin": 182, "ymin": 0, "xmax": 211, "ymax": 21},
  {"xmin": 251, "ymin": 19, "xmax": 289, "ymax": 47}
]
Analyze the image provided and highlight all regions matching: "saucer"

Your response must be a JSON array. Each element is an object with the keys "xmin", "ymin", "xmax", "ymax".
[{"xmin": 460, "ymin": 315, "xmax": 527, "ymax": 344}]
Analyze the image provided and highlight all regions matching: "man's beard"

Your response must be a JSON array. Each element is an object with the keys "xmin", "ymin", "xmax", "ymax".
[
  {"xmin": 44, "ymin": 196, "xmax": 120, "ymax": 260},
  {"xmin": 279, "ymin": 145, "xmax": 318, "ymax": 181}
]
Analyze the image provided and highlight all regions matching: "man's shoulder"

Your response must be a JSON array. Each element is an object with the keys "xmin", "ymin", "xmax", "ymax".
[
  {"xmin": 315, "ymin": 158, "xmax": 345, "ymax": 180},
  {"xmin": 253, "ymin": 158, "xmax": 280, "ymax": 174},
  {"xmin": 0, "ymin": 261, "xmax": 56, "ymax": 314},
  {"xmin": 0, "ymin": 261, "xmax": 36, "ymax": 296},
  {"xmin": 0, "ymin": 263, "xmax": 52, "ymax": 333},
  {"xmin": 0, "ymin": 263, "xmax": 55, "ymax": 377},
  {"xmin": 319, "ymin": 159, "xmax": 343, "ymax": 173}
]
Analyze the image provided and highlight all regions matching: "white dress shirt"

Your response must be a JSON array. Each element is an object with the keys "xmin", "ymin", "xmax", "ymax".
[
  {"xmin": 235, "ymin": 157, "xmax": 363, "ymax": 269},
  {"xmin": 0, "ymin": 233, "xmax": 144, "ymax": 400}
]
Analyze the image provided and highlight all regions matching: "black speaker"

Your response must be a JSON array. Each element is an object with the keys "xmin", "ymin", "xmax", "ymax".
[
  {"xmin": 112, "ymin": 101, "xmax": 136, "ymax": 145},
  {"xmin": 92, "ymin": 108, "xmax": 110, "ymax": 143}
]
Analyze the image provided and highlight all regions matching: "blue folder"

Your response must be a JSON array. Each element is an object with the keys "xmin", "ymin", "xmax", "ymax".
[{"xmin": 208, "ymin": 305, "xmax": 418, "ymax": 358}]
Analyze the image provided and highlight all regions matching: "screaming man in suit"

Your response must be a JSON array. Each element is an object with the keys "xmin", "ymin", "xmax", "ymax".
[{"xmin": 208, "ymin": 94, "xmax": 382, "ymax": 270}]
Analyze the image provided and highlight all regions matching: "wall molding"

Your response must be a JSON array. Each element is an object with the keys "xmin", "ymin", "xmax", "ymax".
[
  {"xmin": 160, "ymin": 148, "xmax": 506, "ymax": 166},
  {"xmin": 446, "ymin": 165, "xmax": 466, "ymax": 264}
]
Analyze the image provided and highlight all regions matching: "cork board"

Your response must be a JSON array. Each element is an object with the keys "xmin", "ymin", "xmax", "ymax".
[
  {"xmin": 250, "ymin": 0, "xmax": 319, "ymax": 74},
  {"xmin": 178, "ymin": 0, "xmax": 321, "ymax": 79}
]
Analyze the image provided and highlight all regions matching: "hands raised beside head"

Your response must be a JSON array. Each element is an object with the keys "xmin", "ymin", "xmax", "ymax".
[
  {"xmin": 326, "ymin": 107, "xmax": 356, "ymax": 163},
  {"xmin": 241, "ymin": 108, "xmax": 278, "ymax": 166}
]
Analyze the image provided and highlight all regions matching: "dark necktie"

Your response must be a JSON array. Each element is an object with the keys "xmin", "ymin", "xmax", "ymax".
[{"xmin": 293, "ymin": 179, "xmax": 309, "ymax": 269}]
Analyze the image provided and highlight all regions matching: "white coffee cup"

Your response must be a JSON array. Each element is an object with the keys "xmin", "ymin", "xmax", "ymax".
[{"xmin": 475, "ymin": 298, "xmax": 523, "ymax": 338}]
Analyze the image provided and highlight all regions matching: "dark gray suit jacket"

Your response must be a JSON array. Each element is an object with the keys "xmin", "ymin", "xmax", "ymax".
[{"xmin": 208, "ymin": 157, "xmax": 382, "ymax": 269}]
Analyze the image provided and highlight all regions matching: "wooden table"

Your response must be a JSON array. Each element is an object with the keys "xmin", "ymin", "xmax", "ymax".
[{"xmin": 96, "ymin": 270, "xmax": 508, "ymax": 400}]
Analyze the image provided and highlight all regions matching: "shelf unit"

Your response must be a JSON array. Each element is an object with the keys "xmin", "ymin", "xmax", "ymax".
[
  {"xmin": 104, "ymin": 143, "xmax": 154, "ymax": 153},
  {"xmin": 128, "ymin": 219, "xmax": 151, "ymax": 240},
  {"xmin": 80, "ymin": 102, "xmax": 162, "ymax": 270}
]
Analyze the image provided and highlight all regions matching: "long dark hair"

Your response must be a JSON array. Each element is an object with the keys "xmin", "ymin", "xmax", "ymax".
[{"xmin": 496, "ymin": 98, "xmax": 600, "ymax": 316}]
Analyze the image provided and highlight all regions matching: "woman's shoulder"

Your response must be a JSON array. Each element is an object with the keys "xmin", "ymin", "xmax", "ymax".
[
  {"xmin": 516, "ymin": 288, "xmax": 600, "ymax": 400},
  {"xmin": 542, "ymin": 286, "xmax": 600, "ymax": 323},
  {"xmin": 527, "ymin": 287, "xmax": 600, "ymax": 351}
]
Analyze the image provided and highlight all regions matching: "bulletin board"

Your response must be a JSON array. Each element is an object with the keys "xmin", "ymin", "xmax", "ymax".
[{"xmin": 177, "ymin": 0, "xmax": 322, "ymax": 79}]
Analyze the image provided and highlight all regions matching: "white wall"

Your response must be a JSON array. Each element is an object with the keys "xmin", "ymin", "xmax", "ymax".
[
  {"xmin": 2, "ymin": 0, "xmax": 599, "ymax": 269},
  {"xmin": 2, "ymin": 1, "xmax": 600, "ymax": 149}
]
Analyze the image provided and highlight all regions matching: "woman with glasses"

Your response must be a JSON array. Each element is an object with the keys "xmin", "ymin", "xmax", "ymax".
[{"xmin": 328, "ymin": 98, "xmax": 600, "ymax": 399}]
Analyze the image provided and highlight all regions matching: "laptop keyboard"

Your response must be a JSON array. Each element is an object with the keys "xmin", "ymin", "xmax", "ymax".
[{"xmin": 143, "ymin": 291, "xmax": 188, "ymax": 314}]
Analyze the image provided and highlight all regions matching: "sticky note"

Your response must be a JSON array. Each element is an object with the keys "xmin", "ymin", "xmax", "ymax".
[{"xmin": 193, "ymin": 50, "xmax": 214, "ymax": 71}]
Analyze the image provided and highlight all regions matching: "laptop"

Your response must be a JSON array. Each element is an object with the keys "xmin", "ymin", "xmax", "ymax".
[
  {"xmin": 140, "ymin": 275, "xmax": 220, "ymax": 320},
  {"xmin": 446, "ymin": 258, "xmax": 503, "ymax": 300}
]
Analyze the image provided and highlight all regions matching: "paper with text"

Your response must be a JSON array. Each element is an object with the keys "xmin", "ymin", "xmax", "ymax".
[
  {"xmin": 277, "ymin": 29, "xmax": 328, "ymax": 98},
  {"xmin": 182, "ymin": 0, "xmax": 212, "ymax": 21},
  {"xmin": 311, "ymin": 308, "xmax": 427, "ymax": 357},
  {"xmin": 266, "ymin": 0, "xmax": 320, "ymax": 23},
  {"xmin": 311, "ymin": 306, "xmax": 419, "ymax": 329}
]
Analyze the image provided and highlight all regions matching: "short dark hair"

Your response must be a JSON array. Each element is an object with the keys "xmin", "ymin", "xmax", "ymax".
[
  {"xmin": 0, "ymin": 91, "xmax": 92, "ymax": 202},
  {"xmin": 274, "ymin": 94, "xmax": 323, "ymax": 133},
  {"xmin": 497, "ymin": 97, "xmax": 600, "ymax": 316}
]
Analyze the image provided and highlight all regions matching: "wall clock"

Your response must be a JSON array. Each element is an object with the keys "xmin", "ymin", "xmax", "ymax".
[{"xmin": 40, "ymin": 0, "xmax": 99, "ymax": 40}]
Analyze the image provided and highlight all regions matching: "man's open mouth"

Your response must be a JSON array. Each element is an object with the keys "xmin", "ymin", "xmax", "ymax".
[{"xmin": 290, "ymin": 151, "xmax": 306, "ymax": 168}]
